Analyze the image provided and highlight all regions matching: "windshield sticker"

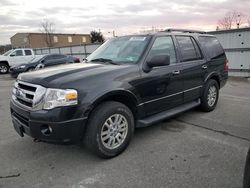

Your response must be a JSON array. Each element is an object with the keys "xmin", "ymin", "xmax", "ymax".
[{"xmin": 129, "ymin": 37, "xmax": 146, "ymax": 41}]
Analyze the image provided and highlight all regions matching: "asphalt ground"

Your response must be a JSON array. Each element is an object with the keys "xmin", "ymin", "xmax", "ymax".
[{"xmin": 0, "ymin": 74, "xmax": 249, "ymax": 188}]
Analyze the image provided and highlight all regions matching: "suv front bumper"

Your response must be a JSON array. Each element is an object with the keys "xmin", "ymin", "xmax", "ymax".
[{"xmin": 10, "ymin": 100, "xmax": 87, "ymax": 143}]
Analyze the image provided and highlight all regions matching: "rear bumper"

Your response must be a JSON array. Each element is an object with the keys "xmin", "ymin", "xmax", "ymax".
[
  {"xmin": 10, "ymin": 100, "xmax": 87, "ymax": 143},
  {"xmin": 220, "ymin": 77, "xmax": 227, "ymax": 88}
]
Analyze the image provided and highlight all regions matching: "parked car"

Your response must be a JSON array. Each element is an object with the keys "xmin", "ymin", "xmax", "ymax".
[
  {"xmin": 0, "ymin": 48, "xmax": 35, "ymax": 74},
  {"xmin": 9, "ymin": 54, "xmax": 80, "ymax": 78},
  {"xmin": 244, "ymin": 147, "xmax": 250, "ymax": 188},
  {"xmin": 10, "ymin": 29, "xmax": 228, "ymax": 158}
]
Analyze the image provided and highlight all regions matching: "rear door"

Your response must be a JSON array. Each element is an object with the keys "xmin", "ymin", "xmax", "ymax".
[
  {"xmin": 198, "ymin": 36, "xmax": 227, "ymax": 78},
  {"xmin": 138, "ymin": 36, "xmax": 184, "ymax": 116},
  {"xmin": 175, "ymin": 35, "xmax": 207, "ymax": 103}
]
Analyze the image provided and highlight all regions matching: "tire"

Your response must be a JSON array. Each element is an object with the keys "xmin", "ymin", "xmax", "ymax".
[
  {"xmin": 27, "ymin": 67, "xmax": 34, "ymax": 72},
  {"xmin": 200, "ymin": 79, "xmax": 219, "ymax": 112},
  {"xmin": 35, "ymin": 63, "xmax": 45, "ymax": 70},
  {"xmin": 84, "ymin": 101, "xmax": 134, "ymax": 158},
  {"xmin": 243, "ymin": 148, "xmax": 250, "ymax": 188},
  {"xmin": 0, "ymin": 63, "xmax": 9, "ymax": 74}
]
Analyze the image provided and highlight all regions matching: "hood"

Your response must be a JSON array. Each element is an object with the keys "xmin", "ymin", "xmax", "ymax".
[
  {"xmin": 18, "ymin": 63, "xmax": 133, "ymax": 88},
  {"xmin": 11, "ymin": 63, "xmax": 27, "ymax": 69},
  {"xmin": 0, "ymin": 55, "xmax": 7, "ymax": 61}
]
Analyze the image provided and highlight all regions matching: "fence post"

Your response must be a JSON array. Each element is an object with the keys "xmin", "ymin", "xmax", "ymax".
[
  {"xmin": 70, "ymin": 46, "xmax": 73, "ymax": 55},
  {"xmin": 84, "ymin": 44, "xmax": 87, "ymax": 58}
]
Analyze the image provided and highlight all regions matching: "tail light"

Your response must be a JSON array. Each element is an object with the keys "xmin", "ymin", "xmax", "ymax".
[
  {"xmin": 74, "ymin": 57, "xmax": 80, "ymax": 63},
  {"xmin": 224, "ymin": 58, "xmax": 229, "ymax": 71}
]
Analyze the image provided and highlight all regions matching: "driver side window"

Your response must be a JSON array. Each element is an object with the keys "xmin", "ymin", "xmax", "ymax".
[
  {"xmin": 11, "ymin": 50, "xmax": 23, "ymax": 56},
  {"xmin": 148, "ymin": 36, "xmax": 177, "ymax": 64}
]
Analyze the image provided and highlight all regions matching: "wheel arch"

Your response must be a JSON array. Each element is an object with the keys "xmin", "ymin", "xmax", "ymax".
[
  {"xmin": 0, "ymin": 61, "xmax": 10, "ymax": 67},
  {"xmin": 86, "ymin": 90, "xmax": 139, "ymax": 121},
  {"xmin": 204, "ymin": 72, "xmax": 220, "ymax": 88}
]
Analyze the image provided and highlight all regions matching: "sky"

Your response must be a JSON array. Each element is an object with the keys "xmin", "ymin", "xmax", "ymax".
[{"xmin": 0, "ymin": 0, "xmax": 250, "ymax": 44}]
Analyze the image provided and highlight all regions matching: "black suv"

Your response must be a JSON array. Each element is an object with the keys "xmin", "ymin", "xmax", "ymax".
[{"xmin": 10, "ymin": 29, "xmax": 228, "ymax": 158}]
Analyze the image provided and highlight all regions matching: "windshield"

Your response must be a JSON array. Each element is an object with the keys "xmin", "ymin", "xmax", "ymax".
[
  {"xmin": 87, "ymin": 35, "xmax": 151, "ymax": 64},
  {"xmin": 3, "ymin": 49, "xmax": 14, "ymax": 56},
  {"xmin": 29, "ymin": 55, "xmax": 45, "ymax": 63}
]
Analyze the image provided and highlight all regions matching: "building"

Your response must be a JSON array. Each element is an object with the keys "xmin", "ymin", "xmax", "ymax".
[
  {"xmin": 10, "ymin": 33, "xmax": 91, "ymax": 48},
  {"xmin": 208, "ymin": 28, "xmax": 250, "ymax": 77}
]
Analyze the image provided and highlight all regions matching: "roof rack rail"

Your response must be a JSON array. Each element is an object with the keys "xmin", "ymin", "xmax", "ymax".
[{"xmin": 164, "ymin": 29, "xmax": 206, "ymax": 34}]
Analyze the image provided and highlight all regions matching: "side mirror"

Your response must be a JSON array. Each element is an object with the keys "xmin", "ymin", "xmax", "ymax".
[
  {"xmin": 143, "ymin": 55, "xmax": 170, "ymax": 73},
  {"xmin": 10, "ymin": 54, "xmax": 15, "ymax": 57},
  {"xmin": 147, "ymin": 55, "xmax": 170, "ymax": 68}
]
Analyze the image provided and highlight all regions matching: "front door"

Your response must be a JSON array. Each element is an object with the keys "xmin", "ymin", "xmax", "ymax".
[
  {"xmin": 9, "ymin": 49, "xmax": 25, "ymax": 66},
  {"xmin": 137, "ymin": 36, "xmax": 184, "ymax": 116}
]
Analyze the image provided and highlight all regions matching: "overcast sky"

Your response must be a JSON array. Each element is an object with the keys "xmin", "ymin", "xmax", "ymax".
[{"xmin": 0, "ymin": 0, "xmax": 250, "ymax": 44}]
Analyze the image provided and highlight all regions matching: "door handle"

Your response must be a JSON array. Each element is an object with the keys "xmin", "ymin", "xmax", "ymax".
[
  {"xmin": 172, "ymin": 70, "xmax": 180, "ymax": 75},
  {"xmin": 202, "ymin": 65, "xmax": 208, "ymax": 69}
]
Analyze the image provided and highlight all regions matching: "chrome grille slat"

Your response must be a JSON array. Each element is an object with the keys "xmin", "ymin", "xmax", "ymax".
[{"xmin": 12, "ymin": 80, "xmax": 47, "ymax": 111}]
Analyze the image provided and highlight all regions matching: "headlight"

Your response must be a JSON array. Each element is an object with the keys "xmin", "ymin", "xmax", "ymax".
[
  {"xmin": 16, "ymin": 65, "xmax": 26, "ymax": 69},
  {"xmin": 43, "ymin": 88, "xmax": 78, "ymax": 110}
]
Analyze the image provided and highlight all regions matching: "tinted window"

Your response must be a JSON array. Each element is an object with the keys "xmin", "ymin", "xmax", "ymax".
[
  {"xmin": 191, "ymin": 37, "xmax": 202, "ymax": 59},
  {"xmin": 148, "ymin": 36, "xmax": 176, "ymax": 64},
  {"xmin": 15, "ymin": 50, "xmax": 23, "ymax": 56},
  {"xmin": 24, "ymin": 50, "xmax": 32, "ymax": 56},
  {"xmin": 54, "ymin": 54, "xmax": 65, "ymax": 59},
  {"xmin": 176, "ymin": 36, "xmax": 199, "ymax": 62},
  {"xmin": 44, "ymin": 55, "xmax": 55, "ymax": 61},
  {"xmin": 198, "ymin": 36, "xmax": 224, "ymax": 59}
]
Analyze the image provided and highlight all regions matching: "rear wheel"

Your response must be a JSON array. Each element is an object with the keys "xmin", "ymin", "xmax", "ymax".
[
  {"xmin": 200, "ymin": 79, "xmax": 219, "ymax": 112},
  {"xmin": 0, "ymin": 63, "xmax": 9, "ymax": 74},
  {"xmin": 35, "ymin": 63, "xmax": 45, "ymax": 70},
  {"xmin": 84, "ymin": 101, "xmax": 134, "ymax": 158}
]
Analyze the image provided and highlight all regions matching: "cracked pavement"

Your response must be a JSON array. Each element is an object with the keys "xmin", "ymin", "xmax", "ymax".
[{"xmin": 0, "ymin": 75, "xmax": 250, "ymax": 188}]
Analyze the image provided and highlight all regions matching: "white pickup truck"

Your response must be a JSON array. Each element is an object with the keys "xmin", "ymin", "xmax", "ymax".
[{"xmin": 0, "ymin": 48, "xmax": 36, "ymax": 74}]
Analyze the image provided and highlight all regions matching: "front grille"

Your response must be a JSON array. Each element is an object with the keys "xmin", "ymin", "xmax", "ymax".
[{"xmin": 12, "ymin": 80, "xmax": 46, "ymax": 110}]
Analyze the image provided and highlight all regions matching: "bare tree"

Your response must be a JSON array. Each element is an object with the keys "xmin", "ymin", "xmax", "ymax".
[
  {"xmin": 247, "ymin": 18, "xmax": 250, "ymax": 27},
  {"xmin": 218, "ymin": 11, "xmax": 235, "ymax": 30},
  {"xmin": 233, "ymin": 11, "xmax": 244, "ymax": 28},
  {"xmin": 40, "ymin": 19, "xmax": 55, "ymax": 47},
  {"xmin": 218, "ymin": 11, "xmax": 245, "ymax": 30}
]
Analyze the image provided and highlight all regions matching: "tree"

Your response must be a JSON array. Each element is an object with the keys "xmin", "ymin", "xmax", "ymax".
[
  {"xmin": 90, "ymin": 31, "xmax": 104, "ymax": 43},
  {"xmin": 234, "ymin": 11, "xmax": 244, "ymax": 28},
  {"xmin": 218, "ymin": 11, "xmax": 245, "ymax": 30},
  {"xmin": 218, "ymin": 11, "xmax": 235, "ymax": 29},
  {"xmin": 40, "ymin": 19, "xmax": 55, "ymax": 47}
]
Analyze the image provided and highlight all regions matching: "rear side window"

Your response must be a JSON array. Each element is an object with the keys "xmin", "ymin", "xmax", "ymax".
[
  {"xmin": 198, "ymin": 36, "xmax": 224, "ymax": 59},
  {"xmin": 45, "ymin": 55, "xmax": 55, "ymax": 61},
  {"xmin": 24, "ymin": 50, "xmax": 32, "ymax": 56},
  {"xmin": 176, "ymin": 36, "xmax": 201, "ymax": 62}
]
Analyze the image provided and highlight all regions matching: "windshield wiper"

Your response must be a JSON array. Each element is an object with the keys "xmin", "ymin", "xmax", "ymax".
[{"xmin": 90, "ymin": 58, "xmax": 119, "ymax": 65}]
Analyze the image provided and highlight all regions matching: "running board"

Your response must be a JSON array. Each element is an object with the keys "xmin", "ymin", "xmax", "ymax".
[{"xmin": 137, "ymin": 99, "xmax": 200, "ymax": 127}]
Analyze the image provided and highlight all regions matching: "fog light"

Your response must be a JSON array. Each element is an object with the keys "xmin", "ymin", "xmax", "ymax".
[{"xmin": 41, "ymin": 125, "xmax": 52, "ymax": 136}]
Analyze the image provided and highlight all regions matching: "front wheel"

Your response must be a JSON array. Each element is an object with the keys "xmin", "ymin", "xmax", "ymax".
[
  {"xmin": 0, "ymin": 63, "xmax": 9, "ymax": 74},
  {"xmin": 84, "ymin": 101, "xmax": 134, "ymax": 158},
  {"xmin": 200, "ymin": 79, "xmax": 219, "ymax": 112}
]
